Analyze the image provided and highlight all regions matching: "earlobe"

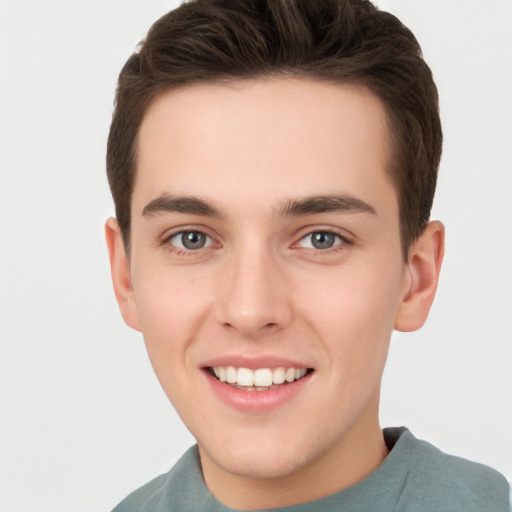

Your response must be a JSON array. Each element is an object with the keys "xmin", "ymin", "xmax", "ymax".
[
  {"xmin": 105, "ymin": 218, "xmax": 142, "ymax": 332},
  {"xmin": 394, "ymin": 221, "xmax": 445, "ymax": 332}
]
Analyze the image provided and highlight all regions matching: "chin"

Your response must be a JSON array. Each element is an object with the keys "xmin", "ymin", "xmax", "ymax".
[
  {"xmin": 210, "ymin": 448, "xmax": 309, "ymax": 480},
  {"xmin": 199, "ymin": 427, "xmax": 332, "ymax": 481}
]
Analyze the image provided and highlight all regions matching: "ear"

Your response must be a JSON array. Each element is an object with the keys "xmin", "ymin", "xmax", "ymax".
[
  {"xmin": 394, "ymin": 220, "xmax": 445, "ymax": 332},
  {"xmin": 105, "ymin": 217, "xmax": 142, "ymax": 332}
]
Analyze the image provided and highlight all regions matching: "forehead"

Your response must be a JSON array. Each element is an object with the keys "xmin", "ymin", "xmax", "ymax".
[{"xmin": 134, "ymin": 78, "xmax": 396, "ymax": 217}]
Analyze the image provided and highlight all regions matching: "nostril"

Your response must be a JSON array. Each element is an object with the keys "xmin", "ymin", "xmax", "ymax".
[{"xmin": 220, "ymin": 320, "xmax": 280, "ymax": 332}]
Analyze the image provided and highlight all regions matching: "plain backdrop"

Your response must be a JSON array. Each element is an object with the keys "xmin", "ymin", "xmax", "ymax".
[{"xmin": 0, "ymin": 1, "xmax": 511, "ymax": 510}]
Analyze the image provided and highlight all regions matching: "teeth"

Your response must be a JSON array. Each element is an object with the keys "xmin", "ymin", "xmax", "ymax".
[
  {"xmin": 273, "ymin": 367, "xmax": 285, "ymax": 384},
  {"xmin": 295, "ymin": 368, "xmax": 307, "ymax": 379},
  {"xmin": 211, "ymin": 365, "xmax": 309, "ymax": 389},
  {"xmin": 237, "ymin": 367, "xmax": 254, "ymax": 386},
  {"xmin": 254, "ymin": 368, "xmax": 272, "ymax": 387},
  {"xmin": 226, "ymin": 366, "xmax": 237, "ymax": 384}
]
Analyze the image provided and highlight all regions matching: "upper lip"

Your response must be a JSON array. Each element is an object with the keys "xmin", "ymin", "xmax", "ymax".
[{"xmin": 201, "ymin": 355, "xmax": 313, "ymax": 370}]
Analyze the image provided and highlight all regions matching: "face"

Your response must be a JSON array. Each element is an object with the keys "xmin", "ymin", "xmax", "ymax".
[{"xmin": 108, "ymin": 78, "xmax": 438, "ymax": 502}]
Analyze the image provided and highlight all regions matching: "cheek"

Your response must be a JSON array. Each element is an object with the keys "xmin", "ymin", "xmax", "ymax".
[
  {"xmin": 134, "ymin": 263, "xmax": 206, "ymax": 329},
  {"xmin": 301, "ymin": 262, "xmax": 403, "ymax": 375},
  {"xmin": 304, "ymin": 264, "xmax": 401, "ymax": 327},
  {"xmin": 131, "ymin": 267, "xmax": 211, "ymax": 375}
]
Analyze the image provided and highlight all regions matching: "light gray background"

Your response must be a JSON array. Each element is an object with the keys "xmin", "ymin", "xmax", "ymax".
[{"xmin": 0, "ymin": 1, "xmax": 511, "ymax": 510}]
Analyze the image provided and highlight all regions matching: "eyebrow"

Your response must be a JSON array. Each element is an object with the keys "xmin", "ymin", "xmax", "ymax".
[
  {"xmin": 142, "ymin": 195, "xmax": 224, "ymax": 218},
  {"xmin": 141, "ymin": 193, "xmax": 376, "ymax": 219},
  {"xmin": 278, "ymin": 194, "xmax": 376, "ymax": 217}
]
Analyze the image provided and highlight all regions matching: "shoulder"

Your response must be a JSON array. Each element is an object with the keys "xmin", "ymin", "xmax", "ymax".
[
  {"xmin": 396, "ymin": 429, "xmax": 510, "ymax": 512},
  {"xmin": 111, "ymin": 445, "xmax": 212, "ymax": 512},
  {"xmin": 111, "ymin": 472, "xmax": 169, "ymax": 512}
]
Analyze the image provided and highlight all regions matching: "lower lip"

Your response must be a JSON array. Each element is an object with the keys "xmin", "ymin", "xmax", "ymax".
[{"xmin": 204, "ymin": 370, "xmax": 313, "ymax": 412}]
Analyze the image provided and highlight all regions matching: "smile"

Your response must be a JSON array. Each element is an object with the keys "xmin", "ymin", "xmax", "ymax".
[{"xmin": 210, "ymin": 366, "xmax": 311, "ymax": 391}]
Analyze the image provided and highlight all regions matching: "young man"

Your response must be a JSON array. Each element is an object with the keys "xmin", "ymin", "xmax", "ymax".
[{"xmin": 105, "ymin": 0, "xmax": 510, "ymax": 510}]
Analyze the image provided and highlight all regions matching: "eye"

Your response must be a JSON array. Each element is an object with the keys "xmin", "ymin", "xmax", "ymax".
[
  {"xmin": 297, "ymin": 231, "xmax": 345, "ymax": 250},
  {"xmin": 168, "ymin": 230, "xmax": 213, "ymax": 250}
]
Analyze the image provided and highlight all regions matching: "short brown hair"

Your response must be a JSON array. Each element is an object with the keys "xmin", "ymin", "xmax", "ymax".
[{"xmin": 107, "ymin": 0, "xmax": 442, "ymax": 256}]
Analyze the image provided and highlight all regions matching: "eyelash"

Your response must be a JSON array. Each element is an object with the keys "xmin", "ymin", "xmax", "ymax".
[
  {"xmin": 160, "ymin": 229, "xmax": 216, "ymax": 256},
  {"xmin": 294, "ymin": 230, "xmax": 351, "ymax": 253},
  {"xmin": 160, "ymin": 228, "xmax": 352, "ymax": 256}
]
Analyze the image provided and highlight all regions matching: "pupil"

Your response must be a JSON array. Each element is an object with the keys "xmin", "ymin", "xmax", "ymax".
[
  {"xmin": 312, "ymin": 232, "xmax": 334, "ymax": 249},
  {"xmin": 182, "ymin": 232, "xmax": 205, "ymax": 249}
]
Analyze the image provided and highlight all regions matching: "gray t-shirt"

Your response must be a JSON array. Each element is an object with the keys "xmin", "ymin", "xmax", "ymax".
[{"xmin": 112, "ymin": 427, "xmax": 510, "ymax": 511}]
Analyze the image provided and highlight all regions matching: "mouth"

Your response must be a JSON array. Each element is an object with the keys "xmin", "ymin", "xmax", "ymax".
[{"xmin": 207, "ymin": 366, "xmax": 314, "ymax": 392}]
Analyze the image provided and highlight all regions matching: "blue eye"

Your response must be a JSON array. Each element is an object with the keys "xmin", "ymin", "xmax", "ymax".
[
  {"xmin": 169, "ymin": 231, "xmax": 213, "ymax": 250},
  {"xmin": 298, "ymin": 231, "xmax": 344, "ymax": 250}
]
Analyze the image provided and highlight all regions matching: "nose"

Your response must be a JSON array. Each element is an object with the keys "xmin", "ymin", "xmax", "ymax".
[{"xmin": 215, "ymin": 244, "xmax": 293, "ymax": 338}]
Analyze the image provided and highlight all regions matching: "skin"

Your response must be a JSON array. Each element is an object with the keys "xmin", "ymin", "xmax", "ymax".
[{"xmin": 106, "ymin": 78, "xmax": 444, "ymax": 509}]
